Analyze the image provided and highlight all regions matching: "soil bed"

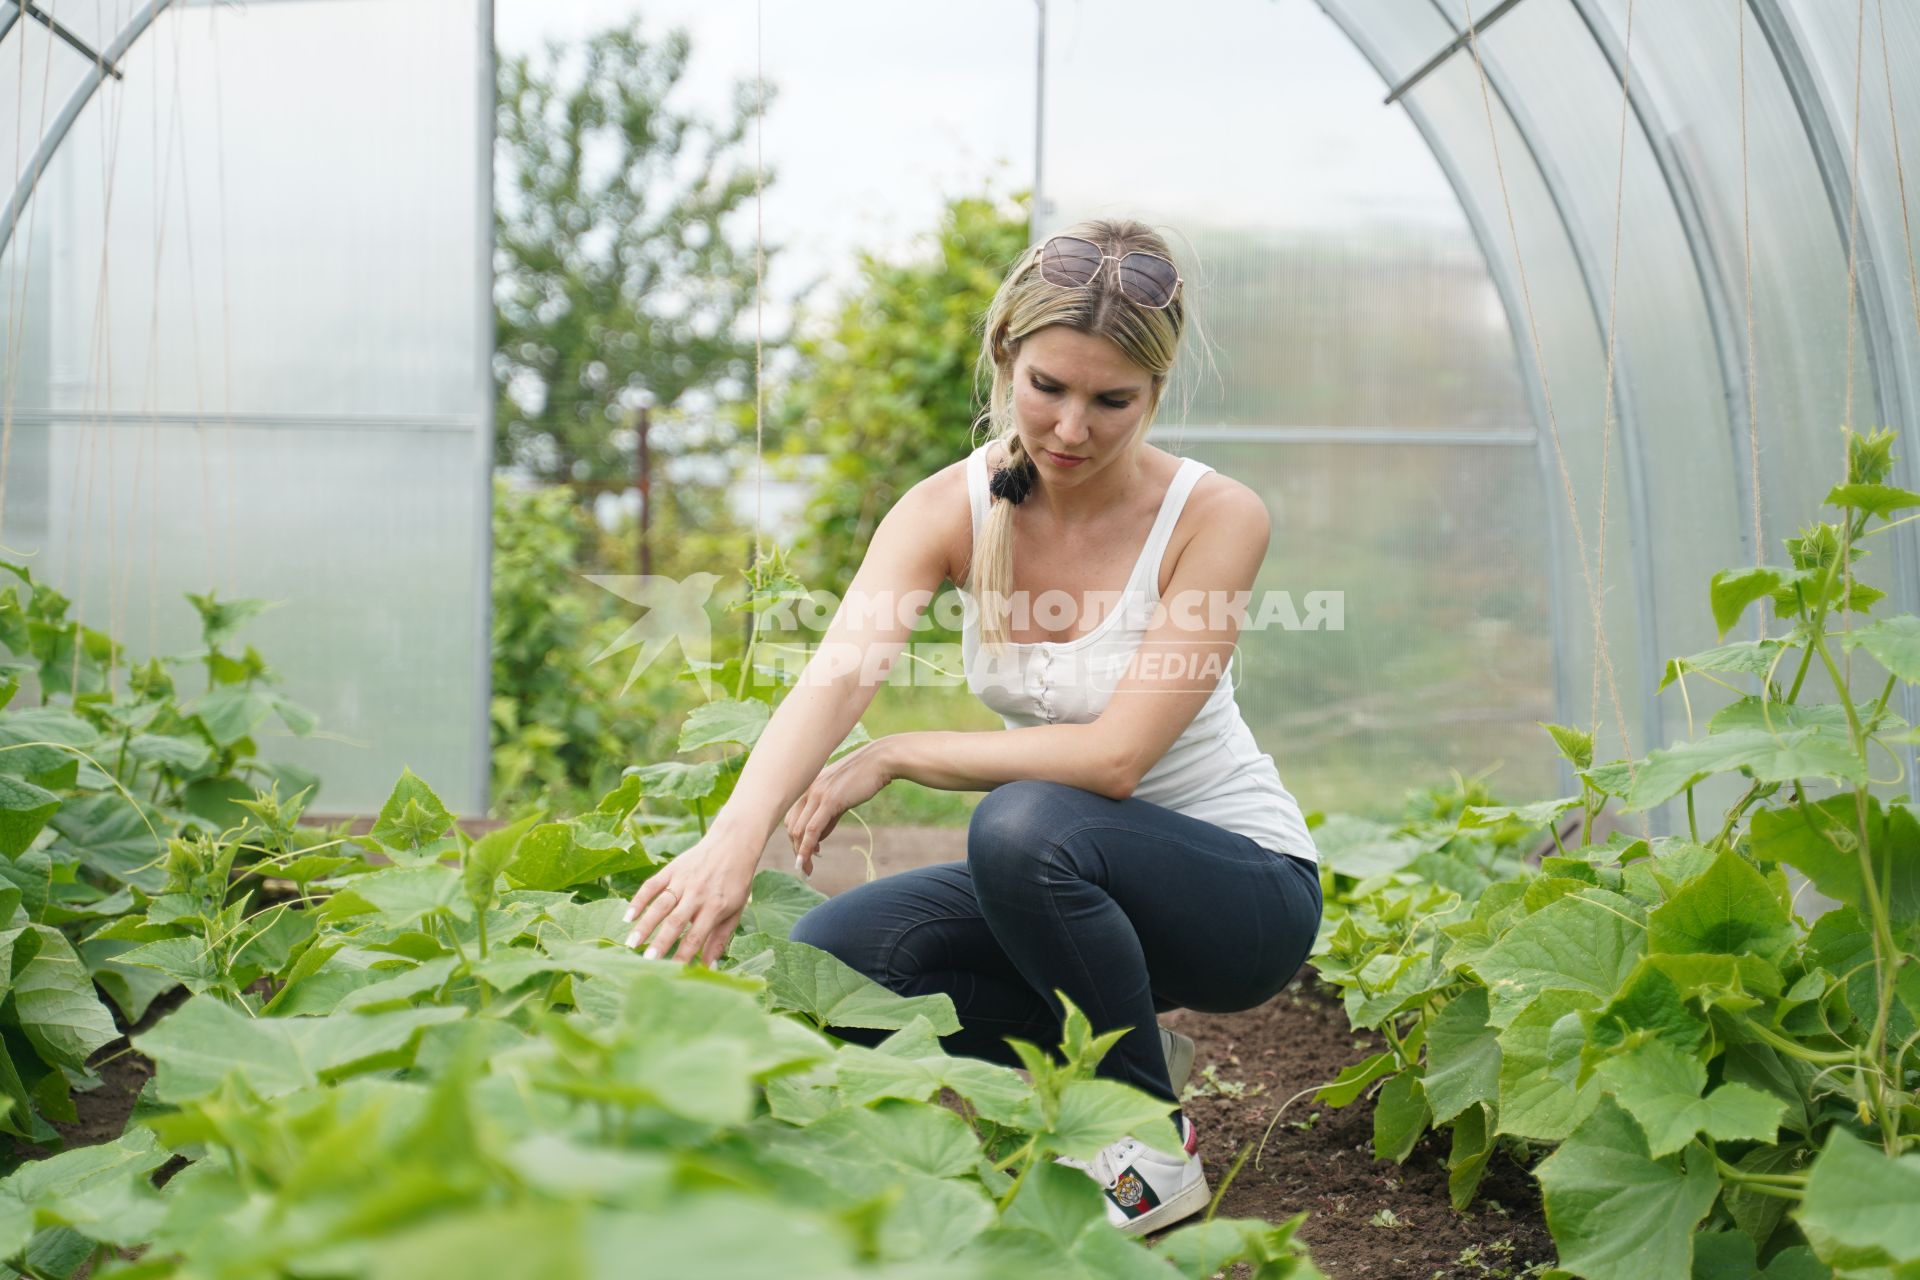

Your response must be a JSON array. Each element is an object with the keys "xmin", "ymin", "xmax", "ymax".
[{"xmin": 1159, "ymin": 976, "xmax": 1555, "ymax": 1278}]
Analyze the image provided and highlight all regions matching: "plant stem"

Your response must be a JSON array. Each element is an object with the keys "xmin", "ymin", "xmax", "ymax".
[
  {"xmin": 1686, "ymin": 786, "xmax": 1700, "ymax": 844},
  {"xmin": 1732, "ymin": 1014, "xmax": 1862, "ymax": 1067},
  {"xmin": 995, "ymin": 1139, "xmax": 1038, "ymax": 1212}
]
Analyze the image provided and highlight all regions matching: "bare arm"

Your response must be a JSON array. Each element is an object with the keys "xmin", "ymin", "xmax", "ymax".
[
  {"xmin": 879, "ymin": 725, "xmax": 1129, "ymax": 798},
  {"xmin": 710, "ymin": 476, "xmax": 959, "ymax": 845}
]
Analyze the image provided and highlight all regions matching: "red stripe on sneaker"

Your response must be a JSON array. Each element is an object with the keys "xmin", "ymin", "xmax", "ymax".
[{"xmin": 1183, "ymin": 1115, "xmax": 1198, "ymax": 1156}]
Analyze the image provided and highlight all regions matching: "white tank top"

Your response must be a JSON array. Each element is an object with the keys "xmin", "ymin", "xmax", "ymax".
[{"xmin": 956, "ymin": 441, "xmax": 1320, "ymax": 864}]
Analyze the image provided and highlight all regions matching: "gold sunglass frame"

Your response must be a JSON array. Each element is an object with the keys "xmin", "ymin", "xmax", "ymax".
[{"xmin": 1031, "ymin": 235, "xmax": 1185, "ymax": 310}]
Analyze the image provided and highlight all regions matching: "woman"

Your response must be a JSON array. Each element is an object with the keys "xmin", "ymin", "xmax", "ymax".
[{"xmin": 622, "ymin": 218, "xmax": 1323, "ymax": 1237}]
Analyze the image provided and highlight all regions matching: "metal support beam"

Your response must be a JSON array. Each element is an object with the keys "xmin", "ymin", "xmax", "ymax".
[
  {"xmin": 1164, "ymin": 425, "xmax": 1537, "ymax": 447},
  {"xmin": 19, "ymin": 2, "xmax": 123, "ymax": 79},
  {"xmin": 1313, "ymin": 0, "xmax": 1578, "ymax": 802},
  {"xmin": 1747, "ymin": 0, "xmax": 1920, "ymax": 803},
  {"xmin": 1385, "ymin": 0, "xmax": 1528, "ymax": 105},
  {"xmin": 0, "ymin": 4, "xmax": 20, "ymax": 46},
  {"xmin": 0, "ymin": 0, "xmax": 173, "ymax": 256}
]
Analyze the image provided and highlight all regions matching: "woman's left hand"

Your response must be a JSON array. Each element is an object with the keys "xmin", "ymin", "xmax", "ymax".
[{"xmin": 785, "ymin": 739, "xmax": 896, "ymax": 877}]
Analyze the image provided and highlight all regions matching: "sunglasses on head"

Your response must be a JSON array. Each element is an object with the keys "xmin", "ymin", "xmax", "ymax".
[{"xmin": 1033, "ymin": 235, "xmax": 1183, "ymax": 310}]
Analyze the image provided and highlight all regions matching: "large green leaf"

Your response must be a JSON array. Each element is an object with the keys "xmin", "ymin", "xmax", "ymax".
[
  {"xmin": 829, "ymin": 1017, "xmax": 1033, "ymax": 1125},
  {"xmin": 1422, "ymin": 987, "xmax": 1502, "ymax": 1123},
  {"xmin": 10, "ymin": 925, "xmax": 120, "ymax": 1070},
  {"xmin": 676, "ymin": 697, "xmax": 771, "ymax": 752},
  {"xmin": 1797, "ymin": 1128, "xmax": 1920, "ymax": 1270},
  {"xmin": 462, "ymin": 811, "xmax": 542, "ymax": 907},
  {"xmin": 192, "ymin": 685, "xmax": 274, "ymax": 747},
  {"xmin": 1372, "ymin": 1070, "xmax": 1428, "ymax": 1163},
  {"xmin": 1496, "ymin": 989, "xmax": 1600, "ymax": 1141},
  {"xmin": 0, "ymin": 775, "xmax": 59, "ymax": 858},
  {"xmin": 1647, "ymin": 848, "xmax": 1794, "ymax": 963},
  {"xmin": 1710, "ymin": 566, "xmax": 1785, "ymax": 640},
  {"xmin": 503, "ymin": 818, "xmax": 650, "ymax": 893},
  {"xmin": 1840, "ymin": 613, "xmax": 1920, "ymax": 682},
  {"xmin": 1659, "ymin": 638, "xmax": 1792, "ymax": 691},
  {"xmin": 131, "ymin": 997, "xmax": 467, "ymax": 1102},
  {"xmin": 1474, "ymin": 889, "xmax": 1646, "ymax": 1028},
  {"xmin": 321, "ymin": 864, "xmax": 470, "ymax": 928},
  {"xmin": 1750, "ymin": 795, "xmax": 1920, "ymax": 929},
  {"xmin": 1534, "ymin": 1099, "xmax": 1721, "ymax": 1280},
  {"xmin": 742, "ymin": 934, "xmax": 961, "ymax": 1036},
  {"xmin": 1595, "ymin": 1039, "xmax": 1784, "ymax": 1158},
  {"xmin": 1624, "ymin": 727, "xmax": 1866, "ymax": 812},
  {"xmin": 740, "ymin": 869, "xmax": 828, "ymax": 939}
]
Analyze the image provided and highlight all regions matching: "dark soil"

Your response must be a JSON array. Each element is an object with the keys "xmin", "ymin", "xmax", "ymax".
[{"xmin": 1160, "ymin": 978, "xmax": 1556, "ymax": 1279}]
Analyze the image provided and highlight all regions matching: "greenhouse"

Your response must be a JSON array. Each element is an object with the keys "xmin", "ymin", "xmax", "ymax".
[{"xmin": 0, "ymin": 0, "xmax": 1914, "ymax": 1276}]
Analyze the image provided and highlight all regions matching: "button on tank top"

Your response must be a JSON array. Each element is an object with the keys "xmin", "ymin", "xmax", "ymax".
[{"xmin": 956, "ymin": 441, "xmax": 1320, "ymax": 864}]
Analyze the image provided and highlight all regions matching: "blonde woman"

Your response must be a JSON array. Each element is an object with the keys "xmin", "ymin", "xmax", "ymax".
[{"xmin": 623, "ymin": 218, "xmax": 1322, "ymax": 1236}]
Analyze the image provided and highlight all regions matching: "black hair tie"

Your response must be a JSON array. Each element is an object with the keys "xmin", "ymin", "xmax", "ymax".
[{"xmin": 989, "ymin": 453, "xmax": 1036, "ymax": 505}]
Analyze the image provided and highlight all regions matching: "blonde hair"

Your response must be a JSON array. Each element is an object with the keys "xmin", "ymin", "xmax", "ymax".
[{"xmin": 964, "ymin": 217, "xmax": 1189, "ymax": 652}]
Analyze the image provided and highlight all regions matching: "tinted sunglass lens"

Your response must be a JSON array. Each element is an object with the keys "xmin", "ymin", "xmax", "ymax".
[
  {"xmin": 1039, "ymin": 236, "xmax": 1102, "ymax": 286},
  {"xmin": 1118, "ymin": 253, "xmax": 1178, "ymax": 307}
]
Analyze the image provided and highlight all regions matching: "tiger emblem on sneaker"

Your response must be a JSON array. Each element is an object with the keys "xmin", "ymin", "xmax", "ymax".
[{"xmin": 1111, "ymin": 1171, "xmax": 1146, "ymax": 1208}]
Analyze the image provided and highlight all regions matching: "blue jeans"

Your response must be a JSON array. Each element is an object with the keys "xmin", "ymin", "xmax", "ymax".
[{"xmin": 788, "ymin": 779, "xmax": 1324, "ymax": 1108}]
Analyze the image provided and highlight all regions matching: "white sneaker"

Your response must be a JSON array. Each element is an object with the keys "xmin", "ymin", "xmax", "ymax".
[{"xmin": 1057, "ymin": 1112, "xmax": 1210, "ymax": 1236}]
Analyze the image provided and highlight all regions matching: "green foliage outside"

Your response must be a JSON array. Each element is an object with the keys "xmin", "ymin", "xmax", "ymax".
[
  {"xmin": 494, "ymin": 18, "xmax": 776, "ymax": 487},
  {"xmin": 771, "ymin": 191, "xmax": 1031, "ymax": 598}
]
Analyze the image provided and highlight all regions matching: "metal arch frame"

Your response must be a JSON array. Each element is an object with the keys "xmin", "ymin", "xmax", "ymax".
[
  {"xmin": 1311, "ymin": 0, "xmax": 1579, "ymax": 801},
  {"xmin": 1415, "ymin": 0, "xmax": 1670, "ymax": 826},
  {"xmin": 1747, "ymin": 0, "xmax": 1920, "ymax": 804},
  {"xmin": 1566, "ymin": 0, "xmax": 1760, "ymax": 578},
  {"xmin": 0, "ymin": 0, "xmax": 175, "ymax": 256}
]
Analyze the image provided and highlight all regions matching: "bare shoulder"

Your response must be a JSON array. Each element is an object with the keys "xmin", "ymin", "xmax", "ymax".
[
  {"xmin": 1160, "ymin": 466, "xmax": 1270, "ymax": 590},
  {"xmin": 886, "ymin": 452, "xmax": 975, "ymax": 588},
  {"xmin": 1190, "ymin": 469, "xmax": 1270, "ymax": 529}
]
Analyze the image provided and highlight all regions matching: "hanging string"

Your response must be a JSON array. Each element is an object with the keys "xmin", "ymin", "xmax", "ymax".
[
  {"xmin": 208, "ymin": 1, "xmax": 236, "ymax": 591},
  {"xmin": 1737, "ymin": 1, "xmax": 1766, "ymax": 582},
  {"xmin": 1588, "ymin": 0, "xmax": 1634, "ymax": 735},
  {"xmin": 1458, "ymin": 0, "xmax": 1639, "ymax": 796},
  {"xmin": 1881, "ymin": 0, "xmax": 1920, "ymax": 349},
  {"xmin": 752, "ymin": 0, "xmax": 765, "ymax": 572},
  {"xmin": 1833, "ymin": 0, "xmax": 1869, "ymax": 694}
]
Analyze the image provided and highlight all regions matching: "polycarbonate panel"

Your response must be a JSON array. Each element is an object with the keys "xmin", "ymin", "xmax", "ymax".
[
  {"xmin": 1607, "ymin": 0, "xmax": 1873, "ymax": 570},
  {"xmin": 1399, "ymin": 56, "xmax": 1651, "ymax": 791},
  {"xmin": 0, "ymin": 0, "xmax": 490, "ymax": 814},
  {"xmin": 1039, "ymin": 0, "xmax": 1562, "ymax": 817},
  {"xmin": 1177, "ymin": 436, "xmax": 1559, "ymax": 817},
  {"xmin": 1155, "ymin": 222, "xmax": 1527, "ymax": 430},
  {"xmin": 1456, "ymin": 0, "xmax": 1752, "ymax": 770}
]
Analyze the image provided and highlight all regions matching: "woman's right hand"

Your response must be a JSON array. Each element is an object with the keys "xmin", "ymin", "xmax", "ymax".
[{"xmin": 621, "ymin": 827, "xmax": 760, "ymax": 966}]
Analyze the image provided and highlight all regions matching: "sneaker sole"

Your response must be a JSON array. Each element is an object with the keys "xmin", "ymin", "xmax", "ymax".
[{"xmin": 1115, "ymin": 1170, "xmax": 1212, "ymax": 1237}]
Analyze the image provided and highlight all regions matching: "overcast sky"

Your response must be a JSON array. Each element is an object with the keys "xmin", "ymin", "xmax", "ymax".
[{"xmin": 493, "ymin": 0, "xmax": 1463, "ymax": 327}]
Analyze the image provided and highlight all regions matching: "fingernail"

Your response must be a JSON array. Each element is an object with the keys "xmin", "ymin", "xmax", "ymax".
[
  {"xmin": 624, "ymin": 929, "xmax": 640, "ymax": 948},
  {"xmin": 623, "ymin": 906, "xmax": 636, "ymax": 923},
  {"xmin": 794, "ymin": 855, "xmax": 803, "ymax": 870},
  {"xmin": 643, "ymin": 947, "xmax": 660, "ymax": 960}
]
